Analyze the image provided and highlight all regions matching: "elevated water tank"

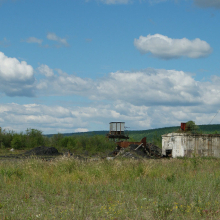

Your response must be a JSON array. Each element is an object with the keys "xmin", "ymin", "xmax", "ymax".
[{"xmin": 109, "ymin": 122, "xmax": 125, "ymax": 135}]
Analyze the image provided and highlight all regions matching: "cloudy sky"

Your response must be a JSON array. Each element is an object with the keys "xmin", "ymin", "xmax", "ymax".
[{"xmin": 0, "ymin": 0, "xmax": 220, "ymax": 134}]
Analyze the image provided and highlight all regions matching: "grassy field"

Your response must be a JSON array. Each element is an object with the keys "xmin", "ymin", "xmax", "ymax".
[{"xmin": 1, "ymin": 157, "xmax": 220, "ymax": 219}]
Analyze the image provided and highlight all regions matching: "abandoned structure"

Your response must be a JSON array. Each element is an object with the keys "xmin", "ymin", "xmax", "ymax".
[
  {"xmin": 106, "ymin": 122, "xmax": 129, "ymax": 140},
  {"xmin": 162, "ymin": 132, "xmax": 220, "ymax": 158}
]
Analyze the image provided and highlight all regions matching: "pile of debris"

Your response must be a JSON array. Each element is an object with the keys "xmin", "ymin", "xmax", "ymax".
[
  {"xmin": 145, "ymin": 143, "xmax": 162, "ymax": 158},
  {"xmin": 24, "ymin": 146, "xmax": 61, "ymax": 156},
  {"xmin": 110, "ymin": 142, "xmax": 162, "ymax": 159}
]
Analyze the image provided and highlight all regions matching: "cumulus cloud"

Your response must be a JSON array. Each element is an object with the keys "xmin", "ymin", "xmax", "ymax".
[
  {"xmin": 37, "ymin": 64, "xmax": 54, "ymax": 77},
  {"xmin": 134, "ymin": 34, "xmax": 212, "ymax": 59},
  {"xmin": 35, "ymin": 66, "xmax": 220, "ymax": 109},
  {"xmin": 47, "ymin": 32, "xmax": 69, "ymax": 47},
  {"xmin": 194, "ymin": 0, "xmax": 220, "ymax": 9},
  {"xmin": 25, "ymin": 37, "xmax": 43, "ymax": 45},
  {"xmin": 2, "ymin": 61, "xmax": 220, "ymax": 133},
  {"xmin": 0, "ymin": 103, "xmax": 84, "ymax": 133},
  {"xmin": 36, "ymin": 65, "xmax": 95, "ymax": 96},
  {"xmin": 1, "ymin": 100, "xmax": 220, "ymax": 134},
  {"xmin": 0, "ymin": 102, "xmax": 132, "ymax": 133},
  {"xmin": 0, "ymin": 52, "xmax": 35, "ymax": 96},
  {"xmin": 95, "ymin": 69, "xmax": 202, "ymax": 106}
]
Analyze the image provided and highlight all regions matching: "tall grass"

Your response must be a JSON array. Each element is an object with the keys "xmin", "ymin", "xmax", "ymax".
[{"xmin": 0, "ymin": 157, "xmax": 220, "ymax": 219}]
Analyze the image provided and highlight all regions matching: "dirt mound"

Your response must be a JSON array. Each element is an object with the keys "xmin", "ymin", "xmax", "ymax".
[{"xmin": 24, "ymin": 146, "xmax": 61, "ymax": 156}]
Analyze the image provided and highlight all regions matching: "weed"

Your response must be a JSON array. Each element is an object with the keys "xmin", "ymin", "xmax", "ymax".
[
  {"xmin": 190, "ymin": 154, "xmax": 201, "ymax": 170},
  {"xmin": 166, "ymin": 173, "xmax": 175, "ymax": 183}
]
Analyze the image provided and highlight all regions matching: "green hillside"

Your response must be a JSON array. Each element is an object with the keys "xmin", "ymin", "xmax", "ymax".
[
  {"xmin": 47, "ymin": 124, "xmax": 220, "ymax": 145},
  {"xmin": 2, "ymin": 124, "xmax": 220, "ymax": 154}
]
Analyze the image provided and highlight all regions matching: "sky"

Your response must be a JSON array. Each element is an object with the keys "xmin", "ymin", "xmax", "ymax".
[{"xmin": 0, "ymin": 0, "xmax": 220, "ymax": 134}]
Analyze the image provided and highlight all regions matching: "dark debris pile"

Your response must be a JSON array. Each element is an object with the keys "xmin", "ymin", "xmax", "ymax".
[
  {"xmin": 145, "ymin": 143, "xmax": 162, "ymax": 158},
  {"xmin": 24, "ymin": 146, "xmax": 61, "ymax": 156},
  {"xmin": 110, "ymin": 143, "xmax": 162, "ymax": 159}
]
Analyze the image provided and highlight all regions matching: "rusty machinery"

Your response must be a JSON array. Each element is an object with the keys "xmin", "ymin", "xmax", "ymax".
[{"xmin": 106, "ymin": 122, "xmax": 147, "ymax": 149}]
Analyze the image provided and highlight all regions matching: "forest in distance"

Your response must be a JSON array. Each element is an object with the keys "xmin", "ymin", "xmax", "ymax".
[
  {"xmin": 1, "ymin": 124, "xmax": 220, "ymax": 154},
  {"xmin": 49, "ymin": 124, "xmax": 220, "ymax": 141}
]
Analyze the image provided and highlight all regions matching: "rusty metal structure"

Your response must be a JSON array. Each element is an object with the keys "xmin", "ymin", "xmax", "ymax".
[
  {"xmin": 116, "ymin": 137, "xmax": 146, "ymax": 148},
  {"xmin": 107, "ymin": 122, "xmax": 162, "ymax": 158},
  {"xmin": 181, "ymin": 123, "xmax": 186, "ymax": 131},
  {"xmin": 113, "ymin": 137, "xmax": 162, "ymax": 158}
]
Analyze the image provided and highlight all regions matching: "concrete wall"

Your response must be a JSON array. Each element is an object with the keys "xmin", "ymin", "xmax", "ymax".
[{"xmin": 162, "ymin": 133, "xmax": 220, "ymax": 158}]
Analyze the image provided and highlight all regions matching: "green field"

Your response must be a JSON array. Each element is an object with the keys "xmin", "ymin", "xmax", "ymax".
[
  {"xmin": 1, "ymin": 157, "xmax": 220, "ymax": 219},
  {"xmin": 1, "ymin": 125, "xmax": 220, "ymax": 219}
]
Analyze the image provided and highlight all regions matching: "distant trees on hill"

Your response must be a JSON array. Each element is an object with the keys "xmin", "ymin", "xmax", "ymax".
[{"xmin": 1, "ymin": 124, "xmax": 220, "ymax": 151}]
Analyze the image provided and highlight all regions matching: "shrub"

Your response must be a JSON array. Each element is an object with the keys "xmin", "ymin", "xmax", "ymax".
[
  {"xmin": 186, "ymin": 121, "xmax": 198, "ymax": 133},
  {"xmin": 25, "ymin": 129, "xmax": 45, "ymax": 148},
  {"xmin": 66, "ymin": 137, "xmax": 77, "ymax": 149},
  {"xmin": 1, "ymin": 129, "xmax": 14, "ymax": 148},
  {"xmin": 11, "ymin": 134, "xmax": 23, "ymax": 149},
  {"xmin": 50, "ymin": 133, "xmax": 63, "ymax": 148}
]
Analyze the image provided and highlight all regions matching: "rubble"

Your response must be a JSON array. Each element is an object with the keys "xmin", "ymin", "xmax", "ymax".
[
  {"xmin": 145, "ymin": 143, "xmax": 162, "ymax": 158},
  {"xmin": 24, "ymin": 146, "xmax": 61, "ymax": 156},
  {"xmin": 111, "ymin": 142, "xmax": 162, "ymax": 159}
]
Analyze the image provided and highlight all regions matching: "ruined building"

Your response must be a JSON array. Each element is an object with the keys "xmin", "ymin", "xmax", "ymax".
[{"xmin": 162, "ymin": 123, "xmax": 220, "ymax": 158}]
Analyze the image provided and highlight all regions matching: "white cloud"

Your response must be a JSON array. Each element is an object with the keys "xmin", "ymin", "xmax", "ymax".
[
  {"xmin": 0, "ymin": 103, "xmax": 85, "ymax": 133},
  {"xmin": 0, "ymin": 102, "xmax": 131, "ymax": 133},
  {"xmin": 47, "ymin": 32, "xmax": 69, "ymax": 47},
  {"xmin": 95, "ymin": 69, "xmax": 202, "ymax": 105},
  {"xmin": 2, "ymin": 60, "xmax": 220, "ymax": 132},
  {"xmin": 0, "ymin": 52, "xmax": 35, "ymax": 96},
  {"xmin": 25, "ymin": 37, "xmax": 43, "ymax": 45},
  {"xmin": 36, "ymin": 66, "xmax": 95, "ymax": 96},
  {"xmin": 134, "ymin": 34, "xmax": 212, "ymax": 59},
  {"xmin": 35, "ymin": 66, "xmax": 220, "ymax": 109},
  {"xmin": 37, "ymin": 64, "xmax": 54, "ymax": 77},
  {"xmin": 1, "ymin": 100, "xmax": 220, "ymax": 134},
  {"xmin": 194, "ymin": 0, "xmax": 220, "ymax": 9}
]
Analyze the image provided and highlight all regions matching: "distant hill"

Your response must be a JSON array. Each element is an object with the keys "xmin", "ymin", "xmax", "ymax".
[{"xmin": 46, "ymin": 124, "xmax": 220, "ymax": 143}]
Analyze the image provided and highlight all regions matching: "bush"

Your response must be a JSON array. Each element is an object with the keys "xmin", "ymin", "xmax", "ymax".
[
  {"xmin": 66, "ymin": 137, "xmax": 77, "ymax": 149},
  {"xmin": 0, "ymin": 128, "xmax": 116, "ymax": 154},
  {"xmin": 60, "ymin": 136, "xmax": 70, "ymax": 148},
  {"xmin": 11, "ymin": 134, "xmax": 23, "ymax": 149},
  {"xmin": 25, "ymin": 129, "xmax": 45, "ymax": 148},
  {"xmin": 1, "ymin": 129, "xmax": 14, "ymax": 148},
  {"xmin": 50, "ymin": 133, "xmax": 63, "ymax": 148},
  {"xmin": 186, "ymin": 121, "xmax": 198, "ymax": 133},
  {"xmin": 85, "ymin": 135, "xmax": 116, "ymax": 155}
]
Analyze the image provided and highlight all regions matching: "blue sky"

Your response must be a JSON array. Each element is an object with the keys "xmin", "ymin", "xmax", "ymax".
[{"xmin": 0, "ymin": 0, "xmax": 220, "ymax": 134}]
